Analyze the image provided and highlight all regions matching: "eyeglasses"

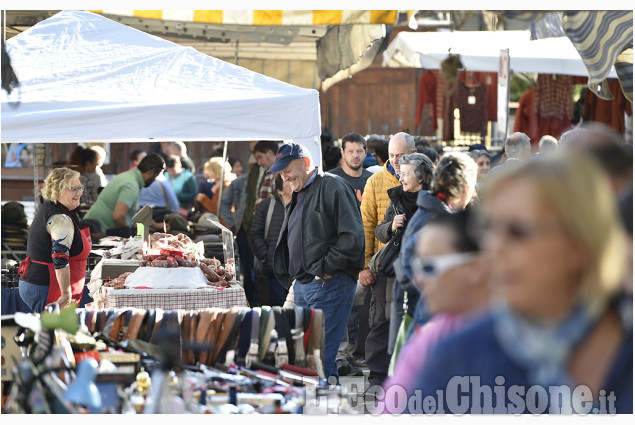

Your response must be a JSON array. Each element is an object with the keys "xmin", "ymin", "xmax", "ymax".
[
  {"xmin": 66, "ymin": 185, "xmax": 85, "ymax": 193},
  {"xmin": 410, "ymin": 252, "xmax": 477, "ymax": 280}
]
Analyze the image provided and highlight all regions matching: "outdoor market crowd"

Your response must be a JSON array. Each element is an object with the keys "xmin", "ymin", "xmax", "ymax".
[{"xmin": 19, "ymin": 122, "xmax": 633, "ymax": 414}]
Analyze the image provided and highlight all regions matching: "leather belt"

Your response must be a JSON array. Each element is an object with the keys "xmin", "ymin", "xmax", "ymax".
[
  {"xmin": 157, "ymin": 310, "xmax": 183, "ymax": 361},
  {"xmin": 246, "ymin": 307, "xmax": 261, "ymax": 368},
  {"xmin": 86, "ymin": 309, "xmax": 97, "ymax": 334},
  {"xmin": 104, "ymin": 309, "xmax": 130, "ymax": 342},
  {"xmin": 181, "ymin": 311, "xmax": 196, "ymax": 365},
  {"xmin": 307, "ymin": 308, "xmax": 324, "ymax": 378},
  {"xmin": 272, "ymin": 307, "xmax": 292, "ymax": 367},
  {"xmin": 215, "ymin": 307, "xmax": 247, "ymax": 366},
  {"xmin": 236, "ymin": 310, "xmax": 253, "ymax": 365},
  {"xmin": 206, "ymin": 309, "xmax": 227, "ymax": 365},
  {"xmin": 96, "ymin": 310, "xmax": 109, "ymax": 333},
  {"xmin": 139, "ymin": 309, "xmax": 156, "ymax": 342},
  {"xmin": 149, "ymin": 308, "xmax": 164, "ymax": 345},
  {"xmin": 259, "ymin": 306, "xmax": 275, "ymax": 362},
  {"xmin": 292, "ymin": 307, "xmax": 306, "ymax": 367},
  {"xmin": 303, "ymin": 307, "xmax": 314, "ymax": 350},
  {"xmin": 123, "ymin": 309, "xmax": 147, "ymax": 341},
  {"xmin": 196, "ymin": 308, "xmax": 218, "ymax": 365}
]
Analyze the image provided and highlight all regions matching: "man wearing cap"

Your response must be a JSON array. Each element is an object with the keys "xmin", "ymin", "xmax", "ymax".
[{"xmin": 271, "ymin": 143, "xmax": 365, "ymax": 380}]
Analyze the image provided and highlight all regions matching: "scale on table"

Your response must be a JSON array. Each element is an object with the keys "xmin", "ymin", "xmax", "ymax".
[
  {"xmin": 132, "ymin": 205, "xmax": 153, "ymax": 247},
  {"xmin": 204, "ymin": 218, "xmax": 236, "ymax": 277}
]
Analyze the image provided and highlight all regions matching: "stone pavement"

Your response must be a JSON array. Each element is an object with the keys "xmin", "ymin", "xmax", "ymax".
[{"xmin": 302, "ymin": 363, "xmax": 380, "ymax": 414}]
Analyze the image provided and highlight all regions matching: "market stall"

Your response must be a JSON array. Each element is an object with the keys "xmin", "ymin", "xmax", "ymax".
[
  {"xmin": 1, "ymin": 303, "xmax": 342, "ymax": 414},
  {"xmin": 1, "ymin": 11, "xmax": 332, "ymax": 412},
  {"xmin": 0, "ymin": 10, "xmax": 322, "ymax": 165},
  {"xmin": 382, "ymin": 29, "xmax": 631, "ymax": 143}
]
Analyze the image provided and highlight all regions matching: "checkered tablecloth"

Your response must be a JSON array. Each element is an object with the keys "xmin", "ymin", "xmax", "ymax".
[{"xmin": 103, "ymin": 284, "xmax": 248, "ymax": 310}]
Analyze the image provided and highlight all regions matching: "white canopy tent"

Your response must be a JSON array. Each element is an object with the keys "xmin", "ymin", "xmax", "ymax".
[
  {"xmin": 382, "ymin": 30, "xmax": 618, "ymax": 78},
  {"xmin": 1, "ymin": 10, "xmax": 323, "ymax": 165}
]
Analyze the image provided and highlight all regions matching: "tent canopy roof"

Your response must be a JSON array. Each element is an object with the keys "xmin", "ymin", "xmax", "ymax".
[
  {"xmin": 382, "ymin": 30, "xmax": 618, "ymax": 78},
  {"xmin": 1, "ymin": 10, "xmax": 322, "ymax": 162}
]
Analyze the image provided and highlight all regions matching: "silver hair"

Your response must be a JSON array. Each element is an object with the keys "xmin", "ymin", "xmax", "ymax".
[
  {"xmin": 469, "ymin": 150, "xmax": 490, "ymax": 161},
  {"xmin": 539, "ymin": 135, "xmax": 558, "ymax": 153},
  {"xmin": 505, "ymin": 132, "xmax": 531, "ymax": 159},
  {"xmin": 399, "ymin": 153, "xmax": 435, "ymax": 187}
]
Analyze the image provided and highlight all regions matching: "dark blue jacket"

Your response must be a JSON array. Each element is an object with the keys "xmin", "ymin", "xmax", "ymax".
[{"xmin": 409, "ymin": 306, "xmax": 633, "ymax": 414}]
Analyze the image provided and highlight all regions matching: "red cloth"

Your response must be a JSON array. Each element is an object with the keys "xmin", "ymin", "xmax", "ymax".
[
  {"xmin": 514, "ymin": 87, "xmax": 573, "ymax": 145},
  {"xmin": 583, "ymin": 79, "xmax": 633, "ymax": 134},
  {"xmin": 415, "ymin": 70, "xmax": 438, "ymax": 130}
]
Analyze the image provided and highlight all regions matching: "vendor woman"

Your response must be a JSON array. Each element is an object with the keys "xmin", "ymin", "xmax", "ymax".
[{"xmin": 18, "ymin": 168, "xmax": 92, "ymax": 313}]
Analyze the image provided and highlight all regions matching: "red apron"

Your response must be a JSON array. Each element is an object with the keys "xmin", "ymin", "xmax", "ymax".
[{"xmin": 45, "ymin": 226, "xmax": 92, "ymax": 305}]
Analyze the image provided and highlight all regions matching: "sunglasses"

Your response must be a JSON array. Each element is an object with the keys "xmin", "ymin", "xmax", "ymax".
[
  {"xmin": 66, "ymin": 185, "xmax": 85, "ymax": 193},
  {"xmin": 479, "ymin": 217, "xmax": 564, "ymax": 242},
  {"xmin": 410, "ymin": 252, "xmax": 477, "ymax": 280}
]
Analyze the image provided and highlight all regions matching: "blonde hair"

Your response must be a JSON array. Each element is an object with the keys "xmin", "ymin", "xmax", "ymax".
[
  {"xmin": 42, "ymin": 168, "xmax": 80, "ymax": 202},
  {"xmin": 204, "ymin": 157, "xmax": 236, "ymax": 183},
  {"xmin": 482, "ymin": 151, "xmax": 626, "ymax": 312}
]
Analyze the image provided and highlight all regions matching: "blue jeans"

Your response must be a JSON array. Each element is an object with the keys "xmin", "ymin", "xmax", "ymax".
[
  {"xmin": 267, "ymin": 274, "xmax": 288, "ymax": 307},
  {"xmin": 18, "ymin": 280, "xmax": 49, "ymax": 313},
  {"xmin": 294, "ymin": 272, "xmax": 356, "ymax": 380}
]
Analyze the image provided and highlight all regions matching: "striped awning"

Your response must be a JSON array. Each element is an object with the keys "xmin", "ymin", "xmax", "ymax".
[
  {"xmin": 91, "ymin": 10, "xmax": 398, "ymax": 26},
  {"xmin": 499, "ymin": 10, "xmax": 633, "ymax": 102},
  {"xmin": 562, "ymin": 11, "xmax": 633, "ymax": 102}
]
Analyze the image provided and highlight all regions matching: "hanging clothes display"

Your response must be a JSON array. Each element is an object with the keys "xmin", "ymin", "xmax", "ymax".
[
  {"xmin": 415, "ymin": 70, "xmax": 438, "ymax": 136},
  {"xmin": 514, "ymin": 74, "xmax": 575, "ymax": 145},
  {"xmin": 582, "ymin": 79, "xmax": 633, "ymax": 134},
  {"xmin": 452, "ymin": 78, "xmax": 489, "ymax": 136},
  {"xmin": 534, "ymin": 74, "xmax": 574, "ymax": 120},
  {"xmin": 433, "ymin": 70, "xmax": 496, "ymax": 141},
  {"xmin": 471, "ymin": 71, "xmax": 498, "ymax": 124}
]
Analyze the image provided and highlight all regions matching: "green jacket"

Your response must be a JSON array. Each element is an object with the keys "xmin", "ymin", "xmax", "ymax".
[{"xmin": 273, "ymin": 170, "xmax": 365, "ymax": 289}]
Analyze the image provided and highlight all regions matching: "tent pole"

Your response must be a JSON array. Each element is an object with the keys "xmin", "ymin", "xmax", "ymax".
[
  {"xmin": 217, "ymin": 141, "xmax": 228, "ymax": 217},
  {"xmin": 216, "ymin": 42, "xmax": 238, "ymax": 219}
]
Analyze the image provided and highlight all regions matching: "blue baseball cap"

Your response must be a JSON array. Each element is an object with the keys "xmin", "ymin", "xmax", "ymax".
[{"xmin": 267, "ymin": 143, "xmax": 310, "ymax": 173}]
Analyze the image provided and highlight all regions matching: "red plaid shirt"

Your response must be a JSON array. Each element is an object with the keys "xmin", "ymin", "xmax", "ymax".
[{"xmin": 255, "ymin": 172, "xmax": 275, "ymax": 210}]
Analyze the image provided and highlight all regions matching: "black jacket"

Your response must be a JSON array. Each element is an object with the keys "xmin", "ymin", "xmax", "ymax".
[
  {"xmin": 249, "ymin": 193, "xmax": 286, "ymax": 275},
  {"xmin": 375, "ymin": 185, "xmax": 420, "ymax": 244},
  {"xmin": 273, "ymin": 170, "xmax": 365, "ymax": 289}
]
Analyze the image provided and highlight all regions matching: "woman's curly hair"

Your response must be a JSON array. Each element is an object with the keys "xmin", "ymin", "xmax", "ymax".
[
  {"xmin": 42, "ymin": 168, "xmax": 80, "ymax": 202},
  {"xmin": 430, "ymin": 152, "xmax": 478, "ymax": 200}
]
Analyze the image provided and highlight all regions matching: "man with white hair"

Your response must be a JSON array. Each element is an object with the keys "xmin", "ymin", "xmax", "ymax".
[
  {"xmin": 538, "ymin": 135, "xmax": 559, "ymax": 156},
  {"xmin": 489, "ymin": 132, "xmax": 531, "ymax": 177}
]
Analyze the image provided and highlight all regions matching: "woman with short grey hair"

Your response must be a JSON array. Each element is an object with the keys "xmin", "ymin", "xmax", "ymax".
[
  {"xmin": 367, "ymin": 152, "xmax": 435, "ymax": 387},
  {"xmin": 398, "ymin": 153, "xmax": 435, "ymax": 189}
]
